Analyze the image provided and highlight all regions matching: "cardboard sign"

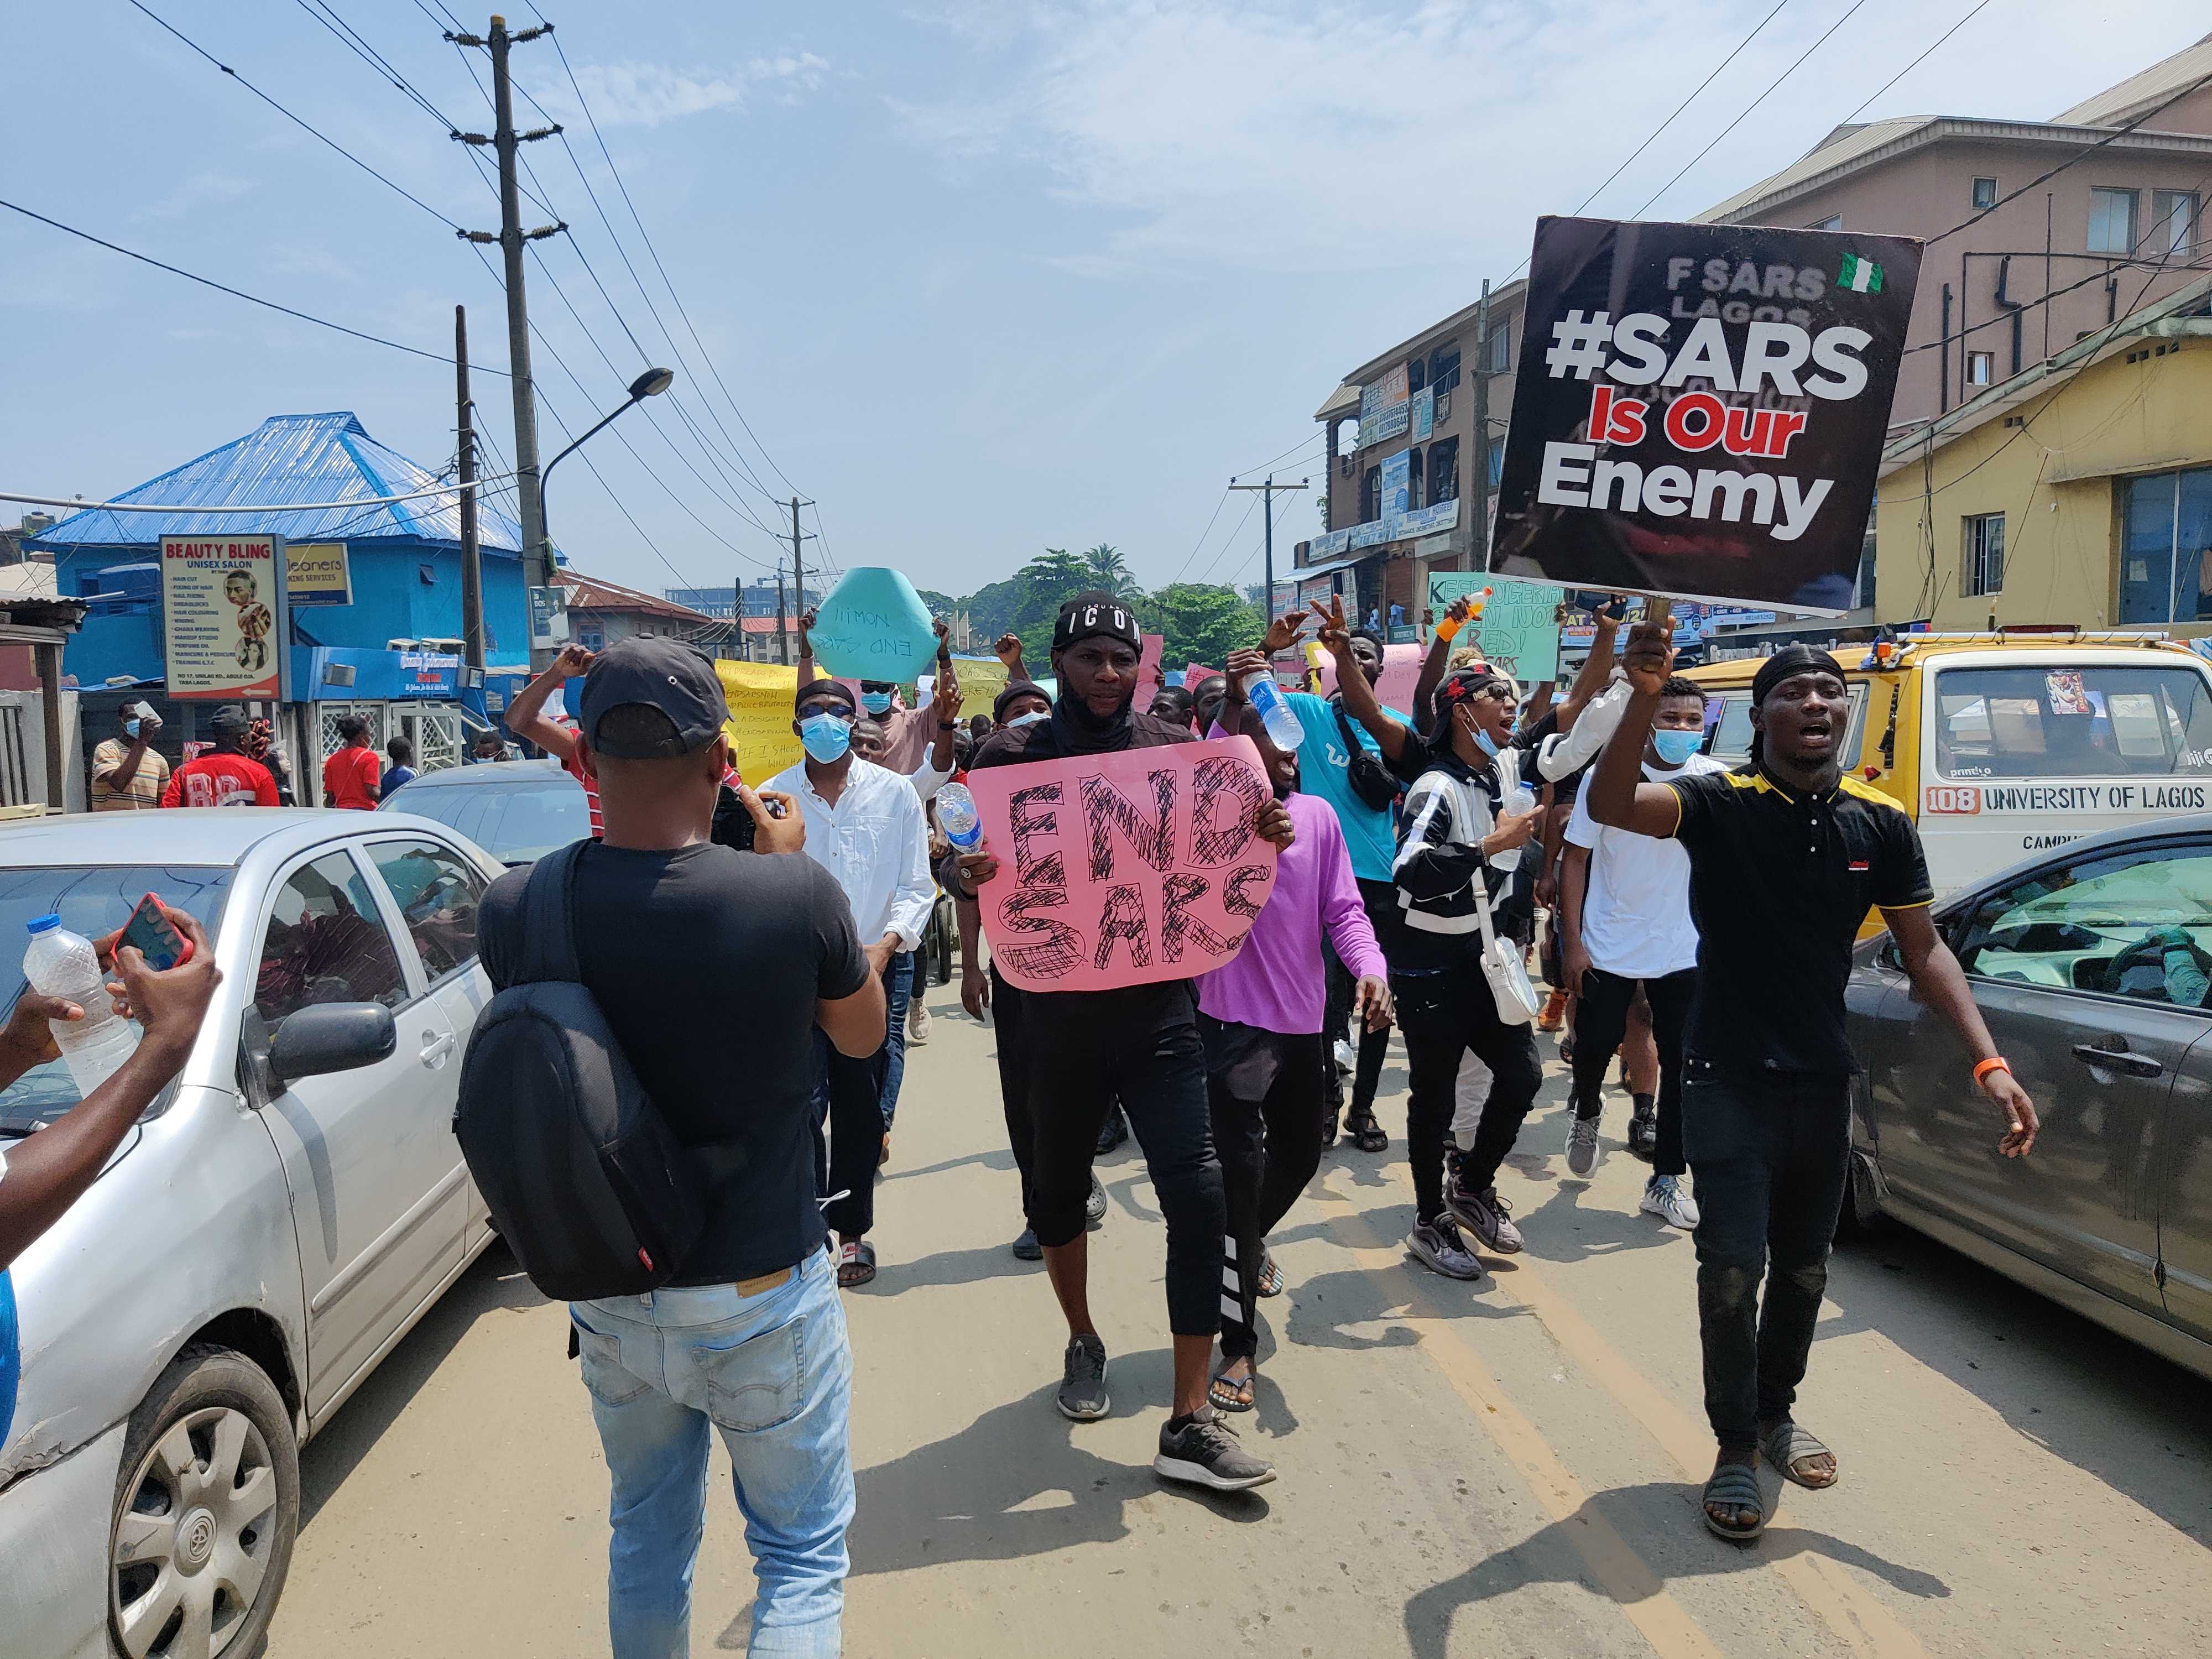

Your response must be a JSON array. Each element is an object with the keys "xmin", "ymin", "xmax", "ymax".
[
  {"xmin": 808, "ymin": 567, "xmax": 938, "ymax": 680},
  {"xmin": 1308, "ymin": 643, "xmax": 1422, "ymax": 712},
  {"xmin": 1491, "ymin": 216, "xmax": 1921, "ymax": 613},
  {"xmin": 1183, "ymin": 661, "xmax": 1221, "ymax": 693},
  {"xmin": 716, "ymin": 661, "xmax": 804, "ymax": 784},
  {"xmin": 966, "ymin": 736, "xmax": 1279, "ymax": 993},
  {"xmin": 1428, "ymin": 573, "xmax": 1565, "ymax": 681},
  {"xmin": 951, "ymin": 654, "xmax": 1011, "ymax": 717},
  {"xmin": 160, "ymin": 534, "xmax": 287, "ymax": 700},
  {"xmin": 1140, "ymin": 633, "xmax": 1164, "ymax": 690}
]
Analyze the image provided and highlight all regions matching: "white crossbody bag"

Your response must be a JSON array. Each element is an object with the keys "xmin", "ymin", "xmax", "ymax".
[{"xmin": 1473, "ymin": 866, "xmax": 1542, "ymax": 1026}]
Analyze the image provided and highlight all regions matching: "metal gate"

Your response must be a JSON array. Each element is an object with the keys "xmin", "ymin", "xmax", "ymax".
[
  {"xmin": 395, "ymin": 705, "xmax": 463, "ymax": 775},
  {"xmin": 313, "ymin": 702, "xmax": 388, "ymax": 778}
]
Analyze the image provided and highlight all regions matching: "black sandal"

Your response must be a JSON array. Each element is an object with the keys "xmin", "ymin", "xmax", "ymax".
[
  {"xmin": 1208, "ymin": 1362, "xmax": 1256, "ymax": 1412},
  {"xmin": 1256, "ymin": 1251, "xmax": 1284, "ymax": 1298},
  {"xmin": 1760, "ymin": 1420, "xmax": 1839, "ymax": 1490},
  {"xmin": 1346, "ymin": 1112, "xmax": 1388, "ymax": 1153},
  {"xmin": 836, "ymin": 1240, "xmax": 877, "ymax": 1287},
  {"xmin": 1701, "ymin": 1458, "xmax": 1765, "ymax": 1542}
]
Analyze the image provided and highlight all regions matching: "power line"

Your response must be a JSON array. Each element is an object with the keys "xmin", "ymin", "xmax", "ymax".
[
  {"xmin": 0, "ymin": 475, "xmax": 514, "ymax": 514},
  {"xmin": 1631, "ymin": 0, "xmax": 1875, "ymax": 217},
  {"xmin": 1171, "ymin": 486, "xmax": 1233, "ymax": 584},
  {"xmin": 0, "ymin": 197, "xmax": 505, "ymax": 373},
  {"xmin": 289, "ymin": 0, "xmax": 463, "ymax": 132},
  {"xmin": 1833, "ymin": 0, "xmax": 1995, "ymax": 127}
]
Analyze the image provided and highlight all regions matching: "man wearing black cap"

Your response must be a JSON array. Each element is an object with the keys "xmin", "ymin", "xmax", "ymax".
[
  {"xmin": 479, "ymin": 638, "xmax": 885, "ymax": 1656},
  {"xmin": 1589, "ymin": 628, "xmax": 2039, "ymax": 1543},
  {"xmin": 950, "ymin": 592, "xmax": 1295, "ymax": 1491},
  {"xmin": 159, "ymin": 705, "xmax": 279, "ymax": 807}
]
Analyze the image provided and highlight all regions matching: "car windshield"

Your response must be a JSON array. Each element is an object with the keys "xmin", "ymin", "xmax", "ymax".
[
  {"xmin": 0, "ymin": 865, "xmax": 232, "ymax": 1133},
  {"xmin": 1933, "ymin": 664, "xmax": 2212, "ymax": 780},
  {"xmin": 388, "ymin": 776, "xmax": 588, "ymax": 865}
]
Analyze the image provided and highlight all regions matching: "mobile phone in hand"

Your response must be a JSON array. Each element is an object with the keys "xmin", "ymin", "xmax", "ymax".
[{"xmin": 119, "ymin": 893, "xmax": 192, "ymax": 971}]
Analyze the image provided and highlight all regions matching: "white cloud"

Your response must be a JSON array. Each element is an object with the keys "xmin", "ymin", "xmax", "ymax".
[
  {"xmin": 893, "ymin": 0, "xmax": 2205, "ymax": 276},
  {"xmin": 556, "ymin": 53, "xmax": 830, "ymax": 127},
  {"xmin": 138, "ymin": 171, "xmax": 256, "ymax": 221}
]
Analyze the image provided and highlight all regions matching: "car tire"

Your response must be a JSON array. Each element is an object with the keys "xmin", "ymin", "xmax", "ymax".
[{"xmin": 108, "ymin": 1344, "xmax": 300, "ymax": 1659}]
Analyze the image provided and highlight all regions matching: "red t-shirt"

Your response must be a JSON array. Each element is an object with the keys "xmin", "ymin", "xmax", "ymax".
[
  {"xmin": 161, "ymin": 753, "xmax": 280, "ymax": 808},
  {"xmin": 322, "ymin": 744, "xmax": 383, "ymax": 810},
  {"xmin": 561, "ymin": 747, "xmax": 604, "ymax": 837}
]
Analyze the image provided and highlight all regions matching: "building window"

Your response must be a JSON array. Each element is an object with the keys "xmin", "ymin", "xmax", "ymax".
[
  {"xmin": 1486, "ymin": 438, "xmax": 1505, "ymax": 489},
  {"xmin": 1334, "ymin": 415, "xmax": 1359, "ymax": 458},
  {"xmin": 1966, "ymin": 351, "xmax": 1994, "ymax": 387},
  {"xmin": 1407, "ymin": 357, "xmax": 1426, "ymax": 394},
  {"xmin": 2120, "ymin": 467, "xmax": 2212, "ymax": 623},
  {"xmin": 1428, "ymin": 342, "xmax": 1461, "ymax": 394},
  {"xmin": 1406, "ymin": 446, "xmax": 1425, "ymax": 510},
  {"xmin": 1427, "ymin": 437, "xmax": 1459, "ymax": 504},
  {"xmin": 1361, "ymin": 466, "xmax": 1380, "ymax": 523},
  {"xmin": 2088, "ymin": 187, "xmax": 2138, "ymax": 254},
  {"xmin": 1483, "ymin": 325, "xmax": 1510, "ymax": 373},
  {"xmin": 1809, "ymin": 214, "xmax": 1843, "ymax": 232},
  {"xmin": 2153, "ymin": 189, "xmax": 2200, "ymax": 257},
  {"xmin": 1971, "ymin": 178, "xmax": 1997, "ymax": 211},
  {"xmin": 577, "ymin": 625, "xmax": 606, "ymax": 651},
  {"xmin": 1961, "ymin": 513, "xmax": 2005, "ymax": 598}
]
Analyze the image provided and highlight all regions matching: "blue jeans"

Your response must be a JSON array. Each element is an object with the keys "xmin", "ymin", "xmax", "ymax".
[
  {"xmin": 879, "ymin": 950, "xmax": 912, "ymax": 1129},
  {"xmin": 571, "ymin": 1248, "xmax": 854, "ymax": 1659}
]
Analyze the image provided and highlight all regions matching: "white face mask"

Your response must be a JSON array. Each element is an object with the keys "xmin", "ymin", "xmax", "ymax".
[{"xmin": 1008, "ymin": 709, "xmax": 1048, "ymax": 728}]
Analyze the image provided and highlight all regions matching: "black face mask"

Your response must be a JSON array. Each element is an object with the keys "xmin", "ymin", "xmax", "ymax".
[{"xmin": 1048, "ymin": 681, "xmax": 1135, "ymax": 755}]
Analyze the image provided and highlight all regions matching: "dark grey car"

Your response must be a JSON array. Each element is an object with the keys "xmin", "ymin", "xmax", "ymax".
[{"xmin": 1846, "ymin": 815, "xmax": 2212, "ymax": 1380}]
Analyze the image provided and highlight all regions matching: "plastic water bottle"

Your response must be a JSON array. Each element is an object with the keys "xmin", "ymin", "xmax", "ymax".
[
  {"xmin": 23, "ymin": 915, "xmax": 140, "ymax": 1095},
  {"xmin": 935, "ymin": 782, "xmax": 986, "ymax": 853},
  {"xmin": 1244, "ymin": 672, "xmax": 1305, "ymax": 750}
]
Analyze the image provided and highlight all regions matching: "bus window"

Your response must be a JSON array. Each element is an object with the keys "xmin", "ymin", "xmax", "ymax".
[
  {"xmin": 1933, "ymin": 664, "xmax": 2212, "ymax": 779},
  {"xmin": 1706, "ymin": 684, "xmax": 1867, "ymax": 766}
]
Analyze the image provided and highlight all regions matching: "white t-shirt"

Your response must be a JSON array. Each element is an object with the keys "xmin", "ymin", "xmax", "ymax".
[{"xmin": 1563, "ymin": 752, "xmax": 1729, "ymax": 980}]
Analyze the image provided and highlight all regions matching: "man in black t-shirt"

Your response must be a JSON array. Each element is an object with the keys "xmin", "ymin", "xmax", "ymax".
[
  {"xmin": 481, "ymin": 638, "xmax": 884, "ymax": 1657},
  {"xmin": 1588, "ymin": 630, "xmax": 2039, "ymax": 1545}
]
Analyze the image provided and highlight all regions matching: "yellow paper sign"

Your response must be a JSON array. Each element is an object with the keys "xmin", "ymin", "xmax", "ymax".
[
  {"xmin": 717, "ymin": 661, "xmax": 804, "ymax": 785},
  {"xmin": 947, "ymin": 654, "xmax": 1009, "ymax": 717}
]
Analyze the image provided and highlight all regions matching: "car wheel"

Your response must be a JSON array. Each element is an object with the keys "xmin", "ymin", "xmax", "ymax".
[{"xmin": 109, "ymin": 1344, "xmax": 300, "ymax": 1659}]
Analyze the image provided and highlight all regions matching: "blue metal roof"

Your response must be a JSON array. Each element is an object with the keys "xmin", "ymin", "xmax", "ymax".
[{"xmin": 24, "ymin": 411, "xmax": 525, "ymax": 555}]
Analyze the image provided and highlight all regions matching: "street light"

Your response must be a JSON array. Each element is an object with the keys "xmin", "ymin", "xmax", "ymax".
[{"xmin": 538, "ymin": 365, "xmax": 675, "ymax": 573}]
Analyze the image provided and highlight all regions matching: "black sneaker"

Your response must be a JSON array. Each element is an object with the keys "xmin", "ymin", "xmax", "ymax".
[
  {"xmin": 1011, "ymin": 1227, "xmax": 1043, "ymax": 1261},
  {"xmin": 1627, "ymin": 1105, "xmax": 1658, "ymax": 1161},
  {"xmin": 1154, "ymin": 1410, "xmax": 1275, "ymax": 1490},
  {"xmin": 1057, "ymin": 1333, "xmax": 1110, "ymax": 1421},
  {"xmin": 1085, "ymin": 1171, "xmax": 1109, "ymax": 1225},
  {"xmin": 1095, "ymin": 1107, "xmax": 1129, "ymax": 1155}
]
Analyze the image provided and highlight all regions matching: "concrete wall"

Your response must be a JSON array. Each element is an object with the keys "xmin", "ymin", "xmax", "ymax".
[{"xmin": 1874, "ymin": 338, "xmax": 2212, "ymax": 630}]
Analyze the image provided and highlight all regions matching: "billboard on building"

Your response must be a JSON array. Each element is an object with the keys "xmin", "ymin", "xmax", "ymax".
[
  {"xmin": 160, "ymin": 533, "xmax": 289, "ymax": 701},
  {"xmin": 1358, "ymin": 364, "xmax": 1411, "ymax": 447},
  {"xmin": 1489, "ymin": 216, "xmax": 1922, "ymax": 612},
  {"xmin": 285, "ymin": 541, "xmax": 352, "ymax": 607}
]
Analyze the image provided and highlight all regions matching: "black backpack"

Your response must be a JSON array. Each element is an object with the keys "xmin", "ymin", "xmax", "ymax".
[
  {"xmin": 1332, "ymin": 698, "xmax": 1401, "ymax": 811},
  {"xmin": 455, "ymin": 842, "xmax": 739, "ymax": 1301}
]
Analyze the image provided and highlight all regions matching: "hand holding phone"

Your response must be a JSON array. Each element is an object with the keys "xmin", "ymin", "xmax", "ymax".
[{"xmin": 119, "ymin": 893, "xmax": 194, "ymax": 972}]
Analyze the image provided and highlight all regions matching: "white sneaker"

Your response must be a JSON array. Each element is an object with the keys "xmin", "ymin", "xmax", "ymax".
[
  {"xmin": 1333, "ymin": 1039, "xmax": 1356, "ymax": 1072},
  {"xmin": 1641, "ymin": 1175, "xmax": 1700, "ymax": 1230},
  {"xmin": 1564, "ymin": 1113, "xmax": 1602, "ymax": 1177},
  {"xmin": 1406, "ymin": 1220, "xmax": 1485, "ymax": 1280},
  {"xmin": 907, "ymin": 999, "xmax": 933, "ymax": 1046}
]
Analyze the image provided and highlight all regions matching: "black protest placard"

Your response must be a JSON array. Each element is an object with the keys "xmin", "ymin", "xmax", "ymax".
[{"xmin": 1489, "ymin": 216, "xmax": 1922, "ymax": 613}]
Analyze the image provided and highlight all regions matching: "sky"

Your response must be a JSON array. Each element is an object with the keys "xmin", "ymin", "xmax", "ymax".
[{"xmin": 2, "ymin": 1, "xmax": 2201, "ymax": 605}]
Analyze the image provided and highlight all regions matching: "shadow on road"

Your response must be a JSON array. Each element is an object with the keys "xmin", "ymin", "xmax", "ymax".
[
  {"xmin": 843, "ymin": 1350, "xmax": 1269, "ymax": 1579},
  {"xmin": 864, "ymin": 1239, "xmax": 1037, "ymax": 1295},
  {"xmin": 1400, "ymin": 1480, "xmax": 1950, "ymax": 1659},
  {"xmin": 296, "ymin": 1238, "xmax": 546, "ymax": 1530}
]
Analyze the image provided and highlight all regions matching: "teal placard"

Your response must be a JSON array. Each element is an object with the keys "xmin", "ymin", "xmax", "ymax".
[
  {"xmin": 809, "ymin": 567, "xmax": 939, "ymax": 681},
  {"xmin": 1428, "ymin": 573, "xmax": 1564, "ymax": 682}
]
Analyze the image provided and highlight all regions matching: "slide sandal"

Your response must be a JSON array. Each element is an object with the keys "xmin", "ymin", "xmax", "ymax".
[
  {"xmin": 1701, "ymin": 1460, "xmax": 1766, "ymax": 1542},
  {"xmin": 836, "ymin": 1240, "xmax": 877, "ymax": 1287},
  {"xmin": 1761, "ymin": 1420, "xmax": 1839, "ymax": 1490}
]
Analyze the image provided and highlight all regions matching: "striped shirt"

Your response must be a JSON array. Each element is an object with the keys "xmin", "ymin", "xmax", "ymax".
[{"xmin": 91, "ymin": 738, "xmax": 170, "ymax": 811}]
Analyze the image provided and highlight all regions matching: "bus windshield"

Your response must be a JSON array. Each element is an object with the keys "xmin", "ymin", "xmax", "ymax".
[{"xmin": 1932, "ymin": 664, "xmax": 2212, "ymax": 779}]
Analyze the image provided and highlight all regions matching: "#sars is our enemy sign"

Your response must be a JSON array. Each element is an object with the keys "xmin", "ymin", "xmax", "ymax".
[
  {"xmin": 1490, "ymin": 216, "xmax": 1922, "ymax": 613},
  {"xmin": 965, "ymin": 737, "xmax": 1280, "ymax": 993}
]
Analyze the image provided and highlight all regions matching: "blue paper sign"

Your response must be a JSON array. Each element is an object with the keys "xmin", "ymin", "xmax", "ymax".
[{"xmin": 809, "ymin": 567, "xmax": 938, "ymax": 681}]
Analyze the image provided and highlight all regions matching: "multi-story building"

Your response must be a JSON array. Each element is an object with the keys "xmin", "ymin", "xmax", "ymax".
[
  {"xmin": 1298, "ymin": 35, "xmax": 2212, "ymax": 632},
  {"xmin": 663, "ymin": 578, "xmax": 820, "ymax": 620},
  {"xmin": 563, "ymin": 573, "xmax": 716, "ymax": 653}
]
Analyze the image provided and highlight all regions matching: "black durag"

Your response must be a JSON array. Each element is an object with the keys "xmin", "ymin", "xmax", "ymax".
[{"xmin": 1749, "ymin": 644, "xmax": 1845, "ymax": 771}]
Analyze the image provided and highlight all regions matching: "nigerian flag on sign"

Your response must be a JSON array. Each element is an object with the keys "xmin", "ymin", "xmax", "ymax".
[{"xmin": 1838, "ymin": 252, "xmax": 1884, "ymax": 294}]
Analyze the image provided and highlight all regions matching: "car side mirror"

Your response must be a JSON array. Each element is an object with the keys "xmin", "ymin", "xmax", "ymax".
[{"xmin": 268, "ymin": 1003, "xmax": 396, "ymax": 1084}]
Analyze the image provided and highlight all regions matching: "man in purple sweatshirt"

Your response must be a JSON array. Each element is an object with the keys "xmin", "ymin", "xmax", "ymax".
[{"xmin": 1198, "ymin": 648, "xmax": 1391, "ymax": 1413}]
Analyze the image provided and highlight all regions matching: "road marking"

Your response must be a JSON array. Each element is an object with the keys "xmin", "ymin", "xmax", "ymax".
[{"xmin": 1323, "ymin": 1227, "xmax": 1729, "ymax": 1659}]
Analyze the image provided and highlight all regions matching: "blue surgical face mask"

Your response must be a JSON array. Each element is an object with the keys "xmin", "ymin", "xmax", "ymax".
[
  {"xmin": 860, "ymin": 691, "xmax": 893, "ymax": 714},
  {"xmin": 124, "ymin": 719, "xmax": 141, "ymax": 738},
  {"xmin": 1651, "ymin": 727, "xmax": 1703, "ymax": 766},
  {"xmin": 1473, "ymin": 726, "xmax": 1501, "ymax": 758},
  {"xmin": 1008, "ymin": 709, "xmax": 1048, "ymax": 728},
  {"xmin": 799, "ymin": 711, "xmax": 853, "ymax": 763}
]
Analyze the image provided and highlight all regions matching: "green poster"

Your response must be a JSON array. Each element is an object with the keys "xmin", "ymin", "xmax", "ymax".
[{"xmin": 1428, "ymin": 573, "xmax": 1565, "ymax": 682}]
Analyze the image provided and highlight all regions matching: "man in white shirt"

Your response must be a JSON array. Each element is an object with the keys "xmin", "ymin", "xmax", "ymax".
[
  {"xmin": 771, "ymin": 679, "xmax": 935, "ymax": 1286},
  {"xmin": 1558, "ymin": 673, "xmax": 1723, "ymax": 1229}
]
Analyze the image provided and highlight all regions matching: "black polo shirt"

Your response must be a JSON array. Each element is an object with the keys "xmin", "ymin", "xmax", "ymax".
[{"xmin": 1666, "ymin": 768, "xmax": 1932, "ymax": 1074}]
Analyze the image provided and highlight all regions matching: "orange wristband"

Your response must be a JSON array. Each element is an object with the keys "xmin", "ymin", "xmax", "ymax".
[{"xmin": 1973, "ymin": 1057, "xmax": 2011, "ymax": 1084}]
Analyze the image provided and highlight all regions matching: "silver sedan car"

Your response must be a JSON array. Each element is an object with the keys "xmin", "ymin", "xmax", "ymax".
[{"xmin": 0, "ymin": 810, "xmax": 503, "ymax": 1659}]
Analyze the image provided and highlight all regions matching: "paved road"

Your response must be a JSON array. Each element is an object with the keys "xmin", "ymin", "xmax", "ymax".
[{"xmin": 269, "ymin": 982, "xmax": 2212, "ymax": 1657}]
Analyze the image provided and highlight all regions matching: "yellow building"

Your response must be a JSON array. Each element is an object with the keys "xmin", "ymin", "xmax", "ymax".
[{"xmin": 1874, "ymin": 273, "xmax": 2212, "ymax": 635}]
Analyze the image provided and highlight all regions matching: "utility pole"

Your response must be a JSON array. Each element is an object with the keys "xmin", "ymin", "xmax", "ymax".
[
  {"xmin": 456, "ymin": 305, "xmax": 484, "ymax": 675},
  {"xmin": 1227, "ymin": 474, "xmax": 1308, "ymax": 627},
  {"xmin": 1472, "ymin": 278, "xmax": 1491, "ymax": 575},
  {"xmin": 789, "ymin": 496, "xmax": 815, "ymax": 623},
  {"xmin": 450, "ymin": 14, "xmax": 564, "ymax": 664},
  {"xmin": 775, "ymin": 558, "xmax": 790, "ymax": 666}
]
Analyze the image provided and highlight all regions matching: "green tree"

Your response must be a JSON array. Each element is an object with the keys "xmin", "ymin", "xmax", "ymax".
[
  {"xmin": 1149, "ymin": 582, "xmax": 1264, "ymax": 667},
  {"xmin": 1081, "ymin": 542, "xmax": 1136, "ymax": 596},
  {"xmin": 1008, "ymin": 547, "xmax": 1098, "ymax": 665}
]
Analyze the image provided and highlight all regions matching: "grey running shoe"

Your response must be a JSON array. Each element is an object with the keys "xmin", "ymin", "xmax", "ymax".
[
  {"xmin": 1154, "ymin": 1411, "xmax": 1276, "ymax": 1491},
  {"xmin": 1086, "ymin": 1171, "xmax": 1109, "ymax": 1225},
  {"xmin": 1011, "ymin": 1227, "xmax": 1043, "ymax": 1261},
  {"xmin": 1564, "ymin": 1112, "xmax": 1602, "ymax": 1177},
  {"xmin": 1057, "ymin": 1333, "xmax": 1110, "ymax": 1421},
  {"xmin": 1448, "ymin": 1185, "xmax": 1525, "ymax": 1254},
  {"xmin": 1406, "ymin": 1219, "xmax": 1484, "ymax": 1280},
  {"xmin": 1641, "ymin": 1173, "xmax": 1701, "ymax": 1231}
]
